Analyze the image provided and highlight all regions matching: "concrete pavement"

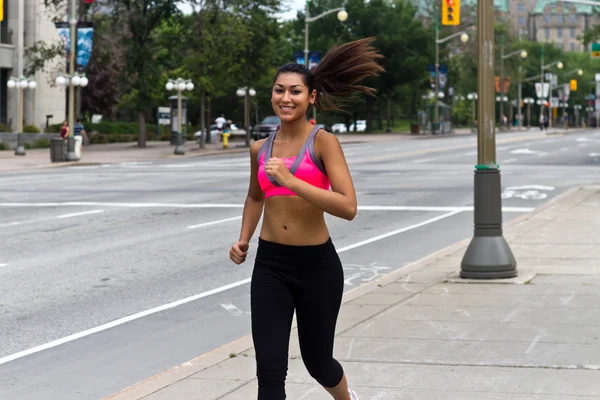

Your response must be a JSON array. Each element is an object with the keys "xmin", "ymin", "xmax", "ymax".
[{"xmin": 105, "ymin": 186, "xmax": 600, "ymax": 400}]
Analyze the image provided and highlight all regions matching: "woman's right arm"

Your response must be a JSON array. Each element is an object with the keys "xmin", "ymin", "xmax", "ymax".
[{"xmin": 238, "ymin": 140, "xmax": 265, "ymax": 243}]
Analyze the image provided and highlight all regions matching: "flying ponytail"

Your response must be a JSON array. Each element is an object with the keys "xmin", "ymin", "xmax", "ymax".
[
  {"xmin": 273, "ymin": 37, "xmax": 385, "ymax": 112},
  {"xmin": 312, "ymin": 37, "xmax": 384, "ymax": 111}
]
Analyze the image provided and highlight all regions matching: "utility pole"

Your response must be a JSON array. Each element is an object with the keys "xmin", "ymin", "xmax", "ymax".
[{"xmin": 460, "ymin": 0, "xmax": 517, "ymax": 279}]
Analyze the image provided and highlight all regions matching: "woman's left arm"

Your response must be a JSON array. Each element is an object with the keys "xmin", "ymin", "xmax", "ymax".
[{"xmin": 266, "ymin": 132, "xmax": 357, "ymax": 220}]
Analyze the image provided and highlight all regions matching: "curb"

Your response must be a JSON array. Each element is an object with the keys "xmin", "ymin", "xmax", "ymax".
[{"xmin": 102, "ymin": 185, "xmax": 585, "ymax": 400}]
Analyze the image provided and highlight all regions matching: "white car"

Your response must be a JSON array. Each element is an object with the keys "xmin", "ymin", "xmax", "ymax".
[
  {"xmin": 331, "ymin": 123, "xmax": 347, "ymax": 133},
  {"xmin": 348, "ymin": 120, "xmax": 366, "ymax": 132}
]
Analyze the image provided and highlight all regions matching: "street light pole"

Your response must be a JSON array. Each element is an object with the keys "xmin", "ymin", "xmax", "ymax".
[
  {"xmin": 236, "ymin": 87, "xmax": 256, "ymax": 147},
  {"xmin": 434, "ymin": 18, "xmax": 440, "ymax": 134},
  {"xmin": 500, "ymin": 37, "xmax": 505, "ymax": 128},
  {"xmin": 68, "ymin": 0, "xmax": 77, "ymax": 161},
  {"xmin": 7, "ymin": 76, "xmax": 36, "ymax": 156},
  {"xmin": 55, "ymin": 72, "xmax": 88, "ymax": 160},
  {"xmin": 434, "ymin": 29, "xmax": 470, "ymax": 135},
  {"xmin": 500, "ymin": 45, "xmax": 527, "ymax": 130},
  {"xmin": 303, "ymin": 4, "xmax": 347, "ymax": 123},
  {"xmin": 460, "ymin": 0, "xmax": 517, "ymax": 279},
  {"xmin": 166, "ymin": 78, "xmax": 194, "ymax": 155}
]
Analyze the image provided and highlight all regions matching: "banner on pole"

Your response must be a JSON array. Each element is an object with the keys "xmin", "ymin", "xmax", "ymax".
[{"xmin": 55, "ymin": 21, "xmax": 95, "ymax": 71}]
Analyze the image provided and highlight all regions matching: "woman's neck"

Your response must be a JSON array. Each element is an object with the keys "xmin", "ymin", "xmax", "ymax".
[{"xmin": 277, "ymin": 118, "xmax": 312, "ymax": 141}]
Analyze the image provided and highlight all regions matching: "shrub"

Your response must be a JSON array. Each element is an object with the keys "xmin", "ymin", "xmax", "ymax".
[
  {"xmin": 24, "ymin": 139, "xmax": 50, "ymax": 149},
  {"xmin": 0, "ymin": 141, "xmax": 8, "ymax": 150},
  {"xmin": 0, "ymin": 123, "xmax": 11, "ymax": 132},
  {"xmin": 23, "ymin": 125, "xmax": 41, "ymax": 133}
]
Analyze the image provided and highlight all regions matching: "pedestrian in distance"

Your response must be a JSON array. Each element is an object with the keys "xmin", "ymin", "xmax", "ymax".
[
  {"xmin": 60, "ymin": 120, "xmax": 69, "ymax": 140},
  {"xmin": 72, "ymin": 118, "xmax": 88, "ymax": 159},
  {"xmin": 229, "ymin": 37, "xmax": 384, "ymax": 400}
]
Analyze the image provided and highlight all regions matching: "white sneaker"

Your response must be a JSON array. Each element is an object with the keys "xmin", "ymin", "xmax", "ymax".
[{"xmin": 349, "ymin": 388, "xmax": 359, "ymax": 400}]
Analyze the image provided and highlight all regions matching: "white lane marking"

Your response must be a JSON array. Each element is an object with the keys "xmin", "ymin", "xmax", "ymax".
[
  {"xmin": 337, "ymin": 211, "xmax": 461, "ymax": 253},
  {"xmin": 0, "ymin": 202, "xmax": 244, "ymax": 208},
  {"xmin": 219, "ymin": 303, "xmax": 246, "ymax": 316},
  {"xmin": 0, "ymin": 278, "xmax": 253, "ymax": 366},
  {"xmin": 590, "ymin": 153, "xmax": 600, "ymax": 157},
  {"xmin": 55, "ymin": 210, "xmax": 105, "ymax": 219},
  {"xmin": 0, "ymin": 263, "xmax": 8, "ymax": 267},
  {"xmin": 358, "ymin": 205, "xmax": 533, "ymax": 212},
  {"xmin": 413, "ymin": 157, "xmax": 438, "ymax": 163},
  {"xmin": 187, "ymin": 216, "xmax": 242, "ymax": 229},
  {"xmin": 504, "ymin": 185, "xmax": 555, "ymax": 191},
  {"xmin": 0, "ymin": 210, "xmax": 465, "ymax": 365},
  {"xmin": 559, "ymin": 147, "xmax": 569, "ymax": 152},
  {"xmin": 503, "ymin": 158, "xmax": 517, "ymax": 163},
  {"xmin": 510, "ymin": 148, "xmax": 542, "ymax": 155},
  {"xmin": 525, "ymin": 335, "xmax": 541, "ymax": 354},
  {"xmin": 0, "ymin": 202, "xmax": 534, "ymax": 213},
  {"xmin": 463, "ymin": 151, "xmax": 478, "ymax": 156}
]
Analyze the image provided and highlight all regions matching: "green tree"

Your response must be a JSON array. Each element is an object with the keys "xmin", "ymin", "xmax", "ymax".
[{"xmin": 300, "ymin": 0, "xmax": 433, "ymax": 131}]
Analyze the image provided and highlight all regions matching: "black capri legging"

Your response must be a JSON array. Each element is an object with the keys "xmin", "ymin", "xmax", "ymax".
[{"xmin": 251, "ymin": 237, "xmax": 345, "ymax": 400}]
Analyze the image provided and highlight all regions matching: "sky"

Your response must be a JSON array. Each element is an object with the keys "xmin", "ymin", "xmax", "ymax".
[{"xmin": 177, "ymin": 0, "xmax": 304, "ymax": 21}]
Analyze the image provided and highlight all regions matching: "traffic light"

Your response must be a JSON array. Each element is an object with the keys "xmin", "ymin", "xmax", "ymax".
[
  {"xmin": 441, "ymin": 0, "xmax": 460, "ymax": 26},
  {"xmin": 570, "ymin": 79, "xmax": 577, "ymax": 91}
]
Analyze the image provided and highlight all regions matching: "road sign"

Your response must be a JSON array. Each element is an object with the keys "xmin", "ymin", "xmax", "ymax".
[
  {"xmin": 592, "ymin": 42, "xmax": 600, "ymax": 58},
  {"xmin": 535, "ymin": 82, "xmax": 550, "ymax": 98},
  {"xmin": 439, "ymin": 73, "xmax": 448, "ymax": 89},
  {"xmin": 563, "ymin": 83, "xmax": 571, "ymax": 101}
]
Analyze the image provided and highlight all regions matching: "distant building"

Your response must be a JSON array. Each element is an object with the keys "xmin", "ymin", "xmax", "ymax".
[
  {"xmin": 414, "ymin": 0, "xmax": 595, "ymax": 53},
  {"xmin": 0, "ymin": 0, "xmax": 66, "ymax": 131},
  {"xmin": 529, "ymin": 0, "xmax": 599, "ymax": 52}
]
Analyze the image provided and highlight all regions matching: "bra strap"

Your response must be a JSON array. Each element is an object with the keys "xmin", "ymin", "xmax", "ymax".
[{"xmin": 289, "ymin": 126, "xmax": 322, "ymax": 174}]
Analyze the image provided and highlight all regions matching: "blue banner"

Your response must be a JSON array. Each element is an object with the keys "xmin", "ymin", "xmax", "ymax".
[
  {"xmin": 55, "ymin": 21, "xmax": 94, "ymax": 71},
  {"xmin": 77, "ymin": 22, "xmax": 94, "ymax": 69},
  {"xmin": 293, "ymin": 50, "xmax": 304, "ymax": 65},
  {"xmin": 308, "ymin": 50, "xmax": 321, "ymax": 70}
]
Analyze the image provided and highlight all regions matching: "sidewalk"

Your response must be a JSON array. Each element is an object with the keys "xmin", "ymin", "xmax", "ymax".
[{"xmin": 105, "ymin": 185, "xmax": 600, "ymax": 400}]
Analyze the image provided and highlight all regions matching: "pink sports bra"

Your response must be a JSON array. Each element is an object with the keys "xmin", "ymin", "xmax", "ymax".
[{"xmin": 257, "ymin": 125, "xmax": 330, "ymax": 198}]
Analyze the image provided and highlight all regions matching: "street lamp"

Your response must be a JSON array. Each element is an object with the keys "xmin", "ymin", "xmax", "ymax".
[
  {"xmin": 539, "ymin": 50, "xmax": 564, "ymax": 130},
  {"xmin": 236, "ymin": 86, "xmax": 256, "ymax": 147},
  {"xmin": 523, "ymin": 97, "xmax": 535, "ymax": 128},
  {"xmin": 7, "ymin": 76, "xmax": 36, "ymax": 156},
  {"xmin": 55, "ymin": 72, "xmax": 88, "ymax": 161},
  {"xmin": 304, "ymin": 5, "xmax": 347, "ymax": 123},
  {"xmin": 460, "ymin": 0, "xmax": 516, "ymax": 279},
  {"xmin": 467, "ymin": 92, "xmax": 478, "ymax": 128},
  {"xmin": 499, "ymin": 39, "xmax": 527, "ymax": 131},
  {"xmin": 434, "ymin": 28, "xmax": 470, "ymax": 134},
  {"xmin": 574, "ymin": 104, "xmax": 583, "ymax": 127},
  {"xmin": 166, "ymin": 77, "xmax": 194, "ymax": 155}
]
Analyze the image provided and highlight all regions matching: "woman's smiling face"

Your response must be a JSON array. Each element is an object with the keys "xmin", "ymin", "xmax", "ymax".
[{"xmin": 271, "ymin": 72, "xmax": 316, "ymax": 123}]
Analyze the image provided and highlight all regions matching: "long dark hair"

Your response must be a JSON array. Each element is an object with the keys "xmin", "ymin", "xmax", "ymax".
[{"xmin": 273, "ymin": 37, "xmax": 384, "ymax": 112}]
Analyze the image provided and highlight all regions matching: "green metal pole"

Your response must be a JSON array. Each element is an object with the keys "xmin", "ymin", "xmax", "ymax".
[
  {"xmin": 500, "ymin": 35, "xmax": 505, "ymax": 129},
  {"xmin": 460, "ymin": 0, "xmax": 517, "ymax": 279},
  {"xmin": 434, "ymin": 8, "xmax": 440, "ymax": 134}
]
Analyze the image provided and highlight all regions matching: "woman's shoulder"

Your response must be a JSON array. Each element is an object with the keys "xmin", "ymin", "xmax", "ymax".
[{"xmin": 250, "ymin": 138, "xmax": 268, "ymax": 156}]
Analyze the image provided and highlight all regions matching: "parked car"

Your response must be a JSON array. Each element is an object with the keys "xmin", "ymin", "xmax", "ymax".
[
  {"xmin": 348, "ymin": 120, "xmax": 367, "ymax": 132},
  {"xmin": 252, "ymin": 116, "xmax": 281, "ymax": 140},
  {"xmin": 331, "ymin": 123, "xmax": 347, "ymax": 133}
]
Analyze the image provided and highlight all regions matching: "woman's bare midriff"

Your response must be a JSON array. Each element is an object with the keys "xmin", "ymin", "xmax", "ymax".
[{"xmin": 259, "ymin": 196, "xmax": 330, "ymax": 246}]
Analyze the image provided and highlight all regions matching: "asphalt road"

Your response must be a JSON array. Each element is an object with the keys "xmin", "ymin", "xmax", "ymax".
[{"xmin": 0, "ymin": 129, "xmax": 599, "ymax": 400}]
